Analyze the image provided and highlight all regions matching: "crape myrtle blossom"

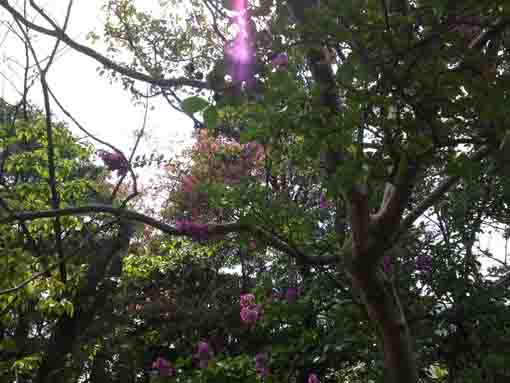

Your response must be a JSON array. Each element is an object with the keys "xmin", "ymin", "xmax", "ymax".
[
  {"xmin": 175, "ymin": 218, "xmax": 209, "ymax": 239},
  {"xmin": 171, "ymin": 130, "xmax": 265, "ymax": 223},
  {"xmin": 308, "ymin": 373, "xmax": 319, "ymax": 383},
  {"xmin": 255, "ymin": 352, "xmax": 270, "ymax": 377},
  {"xmin": 270, "ymin": 52, "xmax": 289, "ymax": 68},
  {"xmin": 319, "ymin": 194, "xmax": 330, "ymax": 209},
  {"xmin": 196, "ymin": 341, "xmax": 214, "ymax": 369},
  {"xmin": 240, "ymin": 293, "xmax": 255, "ymax": 307},
  {"xmin": 97, "ymin": 149, "xmax": 128, "ymax": 174},
  {"xmin": 240, "ymin": 293, "xmax": 262, "ymax": 325},
  {"xmin": 240, "ymin": 304, "xmax": 261, "ymax": 325},
  {"xmin": 151, "ymin": 357, "xmax": 175, "ymax": 377}
]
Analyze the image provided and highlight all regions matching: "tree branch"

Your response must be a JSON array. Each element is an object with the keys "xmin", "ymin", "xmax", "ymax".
[
  {"xmin": 0, "ymin": 252, "xmax": 76, "ymax": 296},
  {"xmin": 0, "ymin": 204, "xmax": 338, "ymax": 265},
  {"xmin": 0, "ymin": 0, "xmax": 212, "ymax": 91},
  {"xmin": 13, "ymin": 6, "xmax": 70, "ymax": 281},
  {"xmin": 398, "ymin": 146, "xmax": 491, "ymax": 237}
]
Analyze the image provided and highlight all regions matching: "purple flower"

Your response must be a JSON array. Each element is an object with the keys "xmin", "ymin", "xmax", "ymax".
[
  {"xmin": 255, "ymin": 352, "xmax": 269, "ymax": 377},
  {"xmin": 319, "ymin": 194, "xmax": 330, "ymax": 209},
  {"xmin": 382, "ymin": 255, "xmax": 392, "ymax": 274},
  {"xmin": 271, "ymin": 52, "xmax": 289, "ymax": 68},
  {"xmin": 152, "ymin": 357, "xmax": 175, "ymax": 377},
  {"xmin": 285, "ymin": 287, "xmax": 298, "ymax": 303},
  {"xmin": 197, "ymin": 341, "xmax": 213, "ymax": 358},
  {"xmin": 308, "ymin": 373, "xmax": 319, "ymax": 383},
  {"xmin": 196, "ymin": 341, "xmax": 214, "ymax": 369}
]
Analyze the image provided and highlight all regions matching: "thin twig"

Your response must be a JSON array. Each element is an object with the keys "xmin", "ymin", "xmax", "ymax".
[
  {"xmin": 112, "ymin": 88, "xmax": 151, "ymax": 204},
  {"xmin": 45, "ymin": 86, "xmax": 139, "ymax": 198},
  {"xmin": 12, "ymin": 2, "xmax": 75, "ymax": 281},
  {"xmin": 0, "ymin": 252, "xmax": 77, "ymax": 296},
  {"xmin": 0, "ymin": 0, "xmax": 212, "ymax": 90}
]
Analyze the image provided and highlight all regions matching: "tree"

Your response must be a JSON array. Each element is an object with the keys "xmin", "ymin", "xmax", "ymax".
[{"xmin": 1, "ymin": 0, "xmax": 510, "ymax": 382}]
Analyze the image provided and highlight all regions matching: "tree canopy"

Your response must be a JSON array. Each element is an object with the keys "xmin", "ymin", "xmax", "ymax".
[{"xmin": 0, "ymin": 1, "xmax": 510, "ymax": 382}]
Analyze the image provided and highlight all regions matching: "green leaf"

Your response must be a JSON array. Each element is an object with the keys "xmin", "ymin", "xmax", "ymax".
[
  {"xmin": 203, "ymin": 106, "xmax": 219, "ymax": 130},
  {"xmin": 181, "ymin": 96, "xmax": 210, "ymax": 115}
]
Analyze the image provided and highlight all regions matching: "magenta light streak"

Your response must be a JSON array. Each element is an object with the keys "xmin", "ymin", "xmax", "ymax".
[{"xmin": 224, "ymin": 0, "xmax": 254, "ymax": 85}]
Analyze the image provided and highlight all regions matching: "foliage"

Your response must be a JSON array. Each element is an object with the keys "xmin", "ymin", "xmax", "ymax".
[{"xmin": 1, "ymin": 1, "xmax": 510, "ymax": 383}]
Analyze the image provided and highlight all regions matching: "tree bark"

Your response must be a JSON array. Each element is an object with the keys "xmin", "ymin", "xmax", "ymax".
[{"xmin": 350, "ymin": 257, "xmax": 419, "ymax": 383}]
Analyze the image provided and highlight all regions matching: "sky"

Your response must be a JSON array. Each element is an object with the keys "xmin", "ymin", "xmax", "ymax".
[{"xmin": 0, "ymin": 0, "xmax": 193, "ymax": 161}]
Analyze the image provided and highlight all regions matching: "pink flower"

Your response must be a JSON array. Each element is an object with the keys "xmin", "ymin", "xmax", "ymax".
[
  {"xmin": 175, "ymin": 219, "xmax": 190, "ymax": 232},
  {"xmin": 240, "ymin": 306, "xmax": 259, "ymax": 325},
  {"xmin": 152, "ymin": 357, "xmax": 175, "ymax": 377},
  {"xmin": 271, "ymin": 52, "xmax": 289, "ymax": 68},
  {"xmin": 97, "ymin": 150, "xmax": 128, "ymax": 173},
  {"xmin": 175, "ymin": 219, "xmax": 209, "ymax": 239},
  {"xmin": 308, "ymin": 373, "xmax": 319, "ymax": 383},
  {"xmin": 240, "ymin": 293, "xmax": 256, "ymax": 307},
  {"xmin": 248, "ymin": 239, "xmax": 257, "ymax": 250}
]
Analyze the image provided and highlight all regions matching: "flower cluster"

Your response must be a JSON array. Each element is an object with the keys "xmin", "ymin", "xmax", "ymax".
[
  {"xmin": 319, "ymin": 194, "xmax": 330, "ymax": 209},
  {"xmin": 308, "ymin": 373, "xmax": 320, "ymax": 383},
  {"xmin": 189, "ymin": 130, "xmax": 265, "ymax": 185},
  {"xmin": 240, "ymin": 293, "xmax": 261, "ymax": 326},
  {"xmin": 152, "ymin": 357, "xmax": 175, "ymax": 377},
  {"xmin": 255, "ymin": 352, "xmax": 270, "ymax": 377},
  {"xmin": 270, "ymin": 52, "xmax": 289, "ymax": 68},
  {"xmin": 97, "ymin": 150, "xmax": 128, "ymax": 174},
  {"xmin": 196, "ymin": 341, "xmax": 214, "ymax": 369},
  {"xmin": 169, "ymin": 130, "xmax": 265, "ymax": 222},
  {"xmin": 175, "ymin": 218, "xmax": 209, "ymax": 239}
]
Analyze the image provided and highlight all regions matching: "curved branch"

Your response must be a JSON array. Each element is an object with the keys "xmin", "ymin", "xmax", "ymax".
[
  {"xmin": 0, "ymin": 252, "xmax": 76, "ymax": 296},
  {"xmin": 0, "ymin": 0, "xmax": 212, "ymax": 90},
  {"xmin": 0, "ymin": 204, "xmax": 338, "ymax": 265},
  {"xmin": 398, "ymin": 146, "xmax": 491, "ymax": 236}
]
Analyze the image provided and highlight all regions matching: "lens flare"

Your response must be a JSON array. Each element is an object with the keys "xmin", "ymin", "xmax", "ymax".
[{"xmin": 224, "ymin": 0, "xmax": 254, "ymax": 86}]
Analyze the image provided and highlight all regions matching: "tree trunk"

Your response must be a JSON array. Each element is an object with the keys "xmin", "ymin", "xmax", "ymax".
[{"xmin": 351, "ymin": 260, "xmax": 419, "ymax": 383}]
